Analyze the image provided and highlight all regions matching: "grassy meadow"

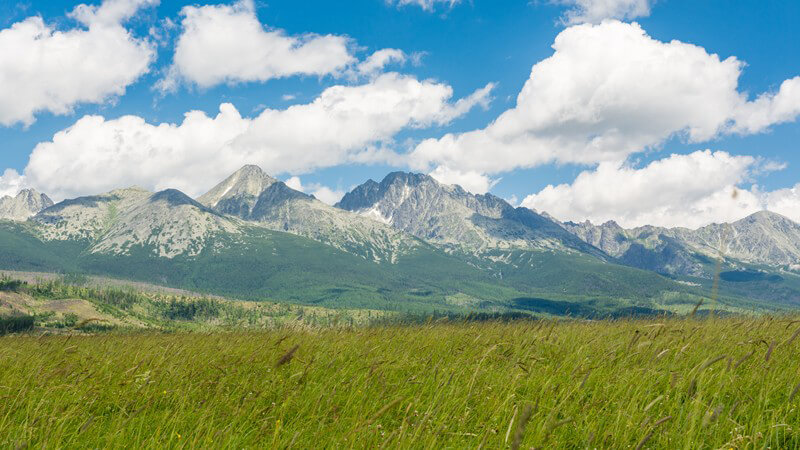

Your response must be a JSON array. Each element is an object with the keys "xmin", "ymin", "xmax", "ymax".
[{"xmin": 2, "ymin": 316, "xmax": 800, "ymax": 448}]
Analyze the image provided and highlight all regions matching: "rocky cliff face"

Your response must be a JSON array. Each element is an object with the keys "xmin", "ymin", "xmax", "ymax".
[
  {"xmin": 0, "ymin": 189, "xmax": 54, "ymax": 221},
  {"xmin": 199, "ymin": 166, "xmax": 422, "ymax": 263},
  {"xmin": 337, "ymin": 172, "xmax": 600, "ymax": 256}
]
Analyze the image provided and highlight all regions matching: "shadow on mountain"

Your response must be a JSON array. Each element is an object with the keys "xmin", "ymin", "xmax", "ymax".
[
  {"xmin": 618, "ymin": 237, "xmax": 686, "ymax": 275},
  {"xmin": 464, "ymin": 206, "xmax": 605, "ymax": 257},
  {"xmin": 512, "ymin": 297, "xmax": 671, "ymax": 319},
  {"xmin": 150, "ymin": 189, "xmax": 228, "ymax": 217},
  {"xmin": 49, "ymin": 194, "xmax": 121, "ymax": 211},
  {"xmin": 720, "ymin": 270, "xmax": 783, "ymax": 283},
  {"xmin": 36, "ymin": 194, "xmax": 122, "ymax": 224},
  {"xmin": 512, "ymin": 297, "xmax": 594, "ymax": 316}
]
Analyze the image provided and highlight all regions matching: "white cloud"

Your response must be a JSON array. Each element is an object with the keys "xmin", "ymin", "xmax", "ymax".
[
  {"xmin": 284, "ymin": 176, "xmax": 345, "ymax": 205},
  {"xmin": 409, "ymin": 21, "xmax": 800, "ymax": 175},
  {"xmin": 556, "ymin": 0, "xmax": 652, "ymax": 25},
  {"xmin": 388, "ymin": 0, "xmax": 463, "ymax": 11},
  {"xmin": 520, "ymin": 150, "xmax": 798, "ymax": 228},
  {"xmin": 428, "ymin": 166, "xmax": 498, "ymax": 194},
  {"xmin": 0, "ymin": 0, "xmax": 157, "ymax": 126},
  {"xmin": 21, "ymin": 73, "xmax": 493, "ymax": 200},
  {"xmin": 763, "ymin": 184, "xmax": 800, "ymax": 223},
  {"xmin": 159, "ymin": 0, "xmax": 354, "ymax": 91},
  {"xmin": 357, "ymin": 49, "xmax": 407, "ymax": 77},
  {"xmin": 730, "ymin": 76, "xmax": 800, "ymax": 134},
  {"xmin": 0, "ymin": 169, "xmax": 26, "ymax": 198}
]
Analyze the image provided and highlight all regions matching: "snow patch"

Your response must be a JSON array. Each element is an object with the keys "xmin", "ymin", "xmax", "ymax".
[{"xmin": 359, "ymin": 206, "xmax": 393, "ymax": 225}]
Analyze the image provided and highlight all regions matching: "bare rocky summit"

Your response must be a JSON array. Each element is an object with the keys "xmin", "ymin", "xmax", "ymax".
[
  {"xmin": 336, "ymin": 172, "xmax": 600, "ymax": 256},
  {"xmin": 199, "ymin": 166, "xmax": 422, "ymax": 263},
  {"xmin": 0, "ymin": 189, "xmax": 53, "ymax": 221},
  {"xmin": 561, "ymin": 211, "xmax": 800, "ymax": 276}
]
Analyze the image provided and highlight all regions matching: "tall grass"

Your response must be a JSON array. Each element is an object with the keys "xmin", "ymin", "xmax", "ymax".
[{"xmin": 1, "ymin": 316, "xmax": 799, "ymax": 447}]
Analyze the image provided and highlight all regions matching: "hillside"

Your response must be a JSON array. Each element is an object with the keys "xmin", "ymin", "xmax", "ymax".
[
  {"xmin": 0, "ymin": 275, "xmax": 391, "ymax": 334},
  {"xmin": 33, "ymin": 187, "xmax": 241, "ymax": 258}
]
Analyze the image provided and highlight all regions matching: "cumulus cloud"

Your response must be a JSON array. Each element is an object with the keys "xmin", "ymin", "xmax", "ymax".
[
  {"xmin": 387, "ymin": 0, "xmax": 462, "ymax": 11},
  {"xmin": 0, "ymin": 169, "xmax": 26, "ymax": 198},
  {"xmin": 158, "ymin": 0, "xmax": 354, "ymax": 91},
  {"xmin": 409, "ymin": 21, "xmax": 800, "ymax": 175},
  {"xmin": 730, "ymin": 76, "xmax": 800, "ymax": 134},
  {"xmin": 428, "ymin": 166, "xmax": 498, "ymax": 194},
  {"xmin": 520, "ymin": 150, "xmax": 798, "ymax": 228},
  {"xmin": 763, "ymin": 184, "xmax": 800, "ymax": 223},
  {"xmin": 21, "ymin": 73, "xmax": 493, "ymax": 200},
  {"xmin": 357, "ymin": 49, "xmax": 407, "ymax": 77},
  {"xmin": 556, "ymin": 0, "xmax": 652, "ymax": 25},
  {"xmin": 284, "ymin": 176, "xmax": 345, "ymax": 205},
  {"xmin": 0, "ymin": 0, "xmax": 157, "ymax": 126}
]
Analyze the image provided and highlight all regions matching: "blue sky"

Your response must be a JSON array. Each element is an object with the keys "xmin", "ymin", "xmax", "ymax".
[{"xmin": 0, "ymin": 0, "xmax": 798, "ymax": 228}]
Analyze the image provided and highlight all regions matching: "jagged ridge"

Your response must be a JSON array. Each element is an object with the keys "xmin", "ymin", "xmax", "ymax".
[
  {"xmin": 0, "ymin": 189, "xmax": 54, "ymax": 221},
  {"xmin": 199, "ymin": 166, "xmax": 423, "ymax": 263},
  {"xmin": 561, "ymin": 211, "xmax": 800, "ymax": 276},
  {"xmin": 336, "ymin": 171, "xmax": 601, "ymax": 256}
]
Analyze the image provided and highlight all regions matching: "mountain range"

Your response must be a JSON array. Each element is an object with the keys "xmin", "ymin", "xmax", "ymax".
[{"xmin": 1, "ymin": 165, "xmax": 798, "ymax": 316}]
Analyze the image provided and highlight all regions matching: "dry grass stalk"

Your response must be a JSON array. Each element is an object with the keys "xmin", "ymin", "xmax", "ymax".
[
  {"xmin": 789, "ymin": 382, "xmax": 800, "ymax": 403},
  {"xmin": 765, "ymin": 340, "xmax": 776, "ymax": 362},
  {"xmin": 733, "ymin": 350, "xmax": 754, "ymax": 369},
  {"xmin": 276, "ymin": 344, "xmax": 299, "ymax": 367},
  {"xmin": 698, "ymin": 355, "xmax": 727, "ymax": 372},
  {"xmin": 511, "ymin": 404, "xmax": 533, "ymax": 450},
  {"xmin": 635, "ymin": 416, "xmax": 672, "ymax": 450},
  {"xmin": 783, "ymin": 326, "xmax": 800, "ymax": 347}
]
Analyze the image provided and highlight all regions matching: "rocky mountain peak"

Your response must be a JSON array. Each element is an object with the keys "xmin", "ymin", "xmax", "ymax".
[
  {"xmin": 559, "ymin": 210, "xmax": 800, "ymax": 277},
  {"xmin": 198, "ymin": 165, "xmax": 278, "ymax": 217},
  {"xmin": 737, "ymin": 210, "xmax": 791, "ymax": 226},
  {"xmin": 337, "ymin": 171, "xmax": 598, "ymax": 254},
  {"xmin": 152, "ymin": 189, "xmax": 209, "ymax": 209},
  {"xmin": 199, "ymin": 165, "xmax": 277, "ymax": 203},
  {"xmin": 198, "ymin": 166, "xmax": 422, "ymax": 263},
  {"xmin": 0, "ymin": 188, "xmax": 54, "ymax": 221},
  {"xmin": 691, "ymin": 210, "xmax": 800, "ymax": 267}
]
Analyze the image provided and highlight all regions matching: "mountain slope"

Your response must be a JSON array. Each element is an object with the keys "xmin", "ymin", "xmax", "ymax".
[
  {"xmin": 336, "ymin": 172, "xmax": 601, "ymax": 256},
  {"xmin": 677, "ymin": 211, "xmax": 800, "ymax": 269},
  {"xmin": 34, "ymin": 187, "xmax": 240, "ymax": 258},
  {"xmin": 199, "ymin": 166, "xmax": 423, "ymax": 263},
  {"xmin": 0, "ymin": 189, "xmax": 54, "ymax": 221},
  {"xmin": 562, "ymin": 211, "xmax": 800, "ymax": 277}
]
